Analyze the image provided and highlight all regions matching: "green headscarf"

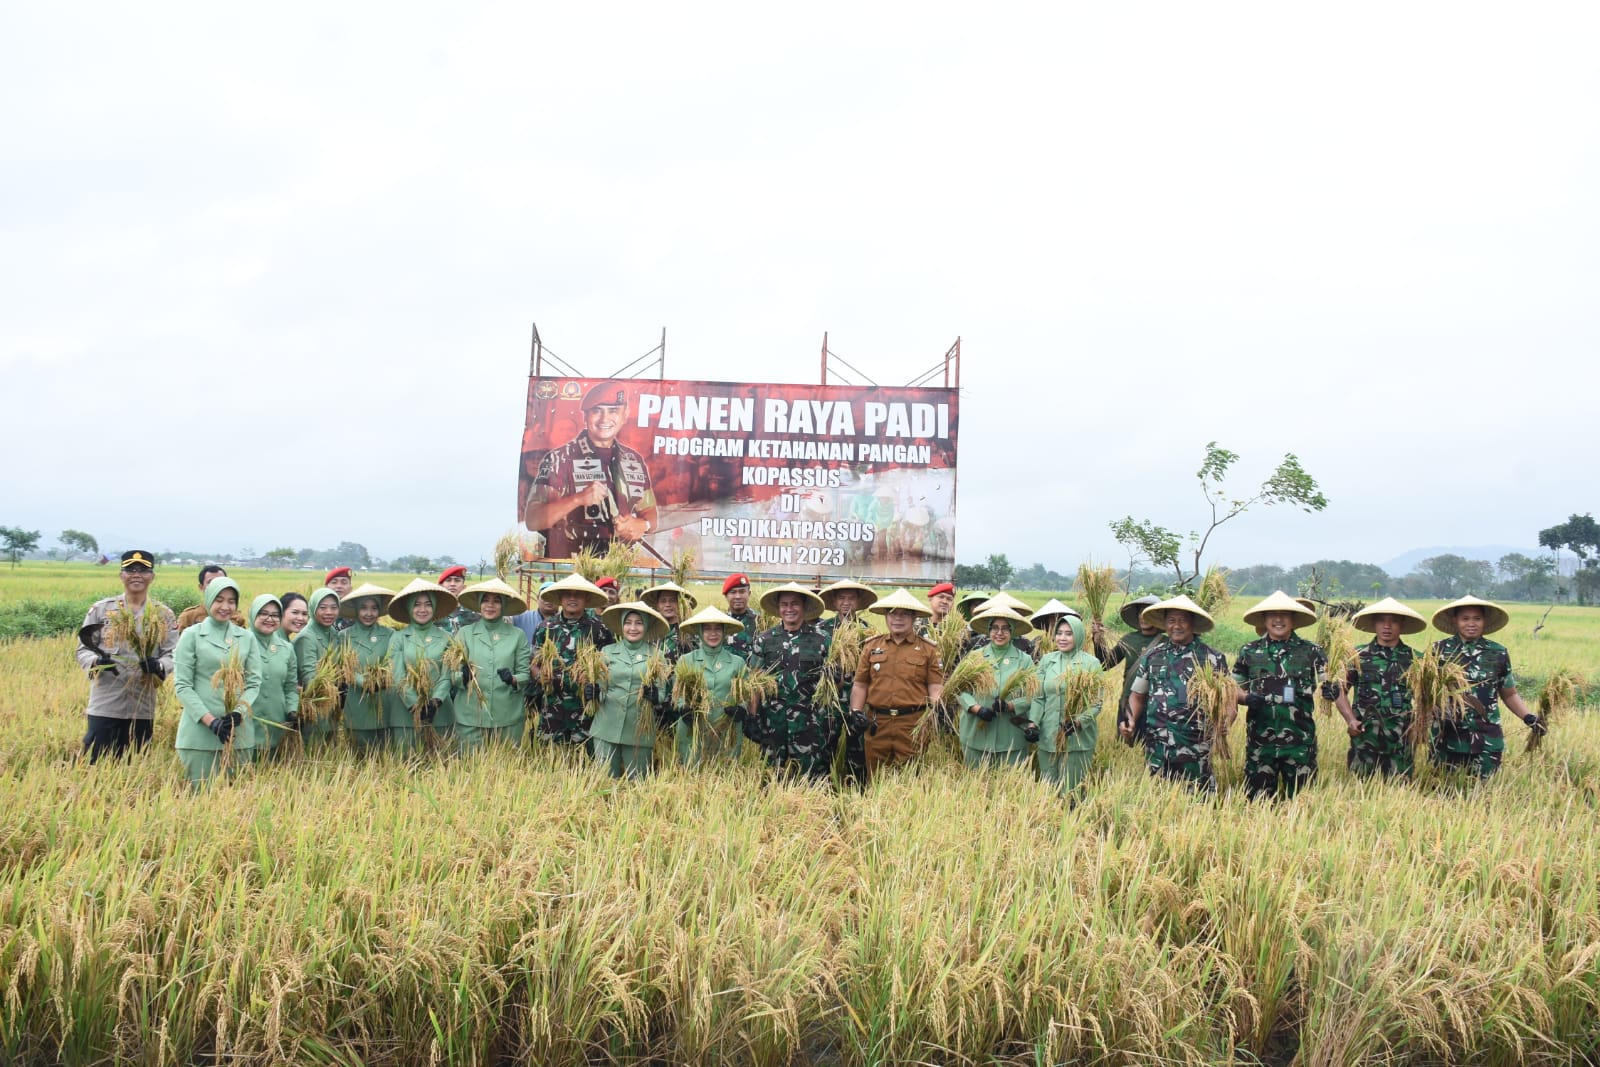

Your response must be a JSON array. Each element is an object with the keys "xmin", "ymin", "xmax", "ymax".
[
  {"xmin": 304, "ymin": 587, "xmax": 339, "ymax": 637},
  {"xmin": 249, "ymin": 593, "xmax": 283, "ymax": 633}
]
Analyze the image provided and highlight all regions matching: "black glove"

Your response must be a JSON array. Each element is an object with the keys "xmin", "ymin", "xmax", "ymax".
[
  {"xmin": 1021, "ymin": 720, "xmax": 1042, "ymax": 744},
  {"xmin": 846, "ymin": 708, "xmax": 870, "ymax": 736},
  {"xmin": 460, "ymin": 663, "xmax": 473, "ymax": 688},
  {"xmin": 974, "ymin": 703, "xmax": 997, "ymax": 722},
  {"xmin": 1320, "ymin": 681, "xmax": 1340, "ymax": 701},
  {"xmin": 1245, "ymin": 693, "xmax": 1269, "ymax": 711},
  {"xmin": 419, "ymin": 699, "xmax": 440, "ymax": 723},
  {"xmin": 283, "ymin": 712, "xmax": 298, "ymax": 730},
  {"xmin": 997, "ymin": 700, "xmax": 1013, "ymax": 716},
  {"xmin": 642, "ymin": 684, "xmax": 661, "ymax": 706},
  {"xmin": 497, "ymin": 667, "xmax": 516, "ymax": 687},
  {"xmin": 723, "ymin": 704, "xmax": 746, "ymax": 724},
  {"xmin": 1523, "ymin": 713, "xmax": 1547, "ymax": 736},
  {"xmin": 140, "ymin": 657, "xmax": 166, "ymax": 680},
  {"xmin": 660, "ymin": 704, "xmax": 686, "ymax": 726},
  {"xmin": 337, "ymin": 682, "xmax": 350, "ymax": 703},
  {"xmin": 208, "ymin": 716, "xmax": 234, "ymax": 743},
  {"xmin": 1061, "ymin": 718, "xmax": 1078, "ymax": 737},
  {"xmin": 582, "ymin": 682, "xmax": 599, "ymax": 704}
]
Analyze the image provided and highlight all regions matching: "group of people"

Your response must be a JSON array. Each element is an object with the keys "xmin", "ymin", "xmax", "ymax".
[{"xmin": 75, "ymin": 551, "xmax": 1547, "ymax": 794}]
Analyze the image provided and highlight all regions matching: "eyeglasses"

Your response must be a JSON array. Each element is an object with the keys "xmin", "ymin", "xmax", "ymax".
[{"xmin": 258, "ymin": 611, "xmax": 282, "ymax": 620}]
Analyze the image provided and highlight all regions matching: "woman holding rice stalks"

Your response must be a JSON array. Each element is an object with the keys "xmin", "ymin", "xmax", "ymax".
[
  {"xmin": 246, "ymin": 594, "xmax": 299, "ymax": 761},
  {"xmin": 1232, "ymin": 591, "xmax": 1330, "ymax": 801},
  {"xmin": 1028, "ymin": 612, "xmax": 1103, "ymax": 798},
  {"xmin": 1325, "ymin": 597, "xmax": 1426, "ymax": 779},
  {"xmin": 388, "ymin": 579, "xmax": 459, "ymax": 751},
  {"xmin": 447, "ymin": 579, "xmax": 533, "ymax": 754},
  {"xmin": 1425, "ymin": 596, "xmax": 1543, "ymax": 779},
  {"xmin": 336, "ymin": 584, "xmax": 399, "ymax": 753},
  {"xmin": 173, "ymin": 577, "xmax": 262, "ymax": 786},
  {"xmin": 591, "ymin": 601, "xmax": 673, "ymax": 778},
  {"xmin": 671, "ymin": 606, "xmax": 749, "ymax": 767},
  {"xmin": 294, "ymin": 588, "xmax": 344, "ymax": 750},
  {"xmin": 954, "ymin": 605, "xmax": 1039, "ymax": 771},
  {"xmin": 1120, "ymin": 595, "xmax": 1232, "ymax": 793}
]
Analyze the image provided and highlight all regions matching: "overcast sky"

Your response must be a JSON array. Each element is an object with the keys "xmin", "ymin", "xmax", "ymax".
[{"xmin": 3, "ymin": 2, "xmax": 1595, "ymax": 574}]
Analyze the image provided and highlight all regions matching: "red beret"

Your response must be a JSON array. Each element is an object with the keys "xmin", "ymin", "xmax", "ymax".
[
  {"xmin": 437, "ymin": 565, "xmax": 467, "ymax": 582},
  {"xmin": 928, "ymin": 582, "xmax": 955, "ymax": 598},
  {"xmin": 324, "ymin": 566, "xmax": 352, "ymax": 583},
  {"xmin": 595, "ymin": 576, "xmax": 618, "ymax": 589},
  {"xmin": 722, "ymin": 574, "xmax": 750, "ymax": 594}
]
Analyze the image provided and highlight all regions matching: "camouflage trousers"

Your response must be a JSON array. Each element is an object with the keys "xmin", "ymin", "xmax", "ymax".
[
  {"xmin": 1142, "ymin": 739, "xmax": 1215, "ymax": 793},
  {"xmin": 752, "ymin": 703, "xmax": 836, "ymax": 782},
  {"xmin": 1429, "ymin": 722, "xmax": 1504, "ymax": 780},
  {"xmin": 1347, "ymin": 713, "xmax": 1414, "ymax": 779},
  {"xmin": 1244, "ymin": 742, "xmax": 1317, "ymax": 800},
  {"xmin": 1429, "ymin": 742, "xmax": 1502, "ymax": 780},
  {"xmin": 536, "ymin": 693, "xmax": 591, "ymax": 746}
]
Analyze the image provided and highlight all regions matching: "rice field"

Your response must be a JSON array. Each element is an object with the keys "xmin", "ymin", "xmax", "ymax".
[{"xmin": 2, "ymin": 565, "xmax": 1598, "ymax": 1065}]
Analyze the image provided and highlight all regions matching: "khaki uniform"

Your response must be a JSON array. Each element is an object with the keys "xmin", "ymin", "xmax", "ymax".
[
  {"xmin": 854, "ymin": 632, "xmax": 943, "ymax": 776},
  {"xmin": 76, "ymin": 595, "xmax": 177, "ymax": 722}
]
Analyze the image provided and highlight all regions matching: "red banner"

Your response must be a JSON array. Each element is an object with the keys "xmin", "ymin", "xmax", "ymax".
[{"xmin": 518, "ymin": 377, "xmax": 958, "ymax": 580}]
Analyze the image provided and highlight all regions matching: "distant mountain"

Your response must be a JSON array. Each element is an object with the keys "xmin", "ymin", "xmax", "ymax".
[{"xmin": 1382, "ymin": 545, "xmax": 1540, "ymax": 576}]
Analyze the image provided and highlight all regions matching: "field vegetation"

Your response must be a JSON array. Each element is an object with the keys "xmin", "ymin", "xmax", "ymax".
[{"xmin": 1, "ymin": 564, "xmax": 1597, "ymax": 1065}]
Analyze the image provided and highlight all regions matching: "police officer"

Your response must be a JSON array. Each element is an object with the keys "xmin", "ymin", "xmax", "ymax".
[
  {"xmin": 523, "ymin": 381, "xmax": 659, "ymax": 556},
  {"xmin": 76, "ymin": 549, "xmax": 178, "ymax": 761},
  {"xmin": 849, "ymin": 589, "xmax": 944, "ymax": 779}
]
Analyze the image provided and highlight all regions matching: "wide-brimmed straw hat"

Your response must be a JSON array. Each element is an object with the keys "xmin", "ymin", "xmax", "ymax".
[
  {"xmin": 601, "ymin": 601, "xmax": 670, "ymax": 643},
  {"xmin": 978, "ymin": 591, "xmax": 1032, "ymax": 615},
  {"xmin": 544, "ymin": 573, "xmax": 608, "ymax": 612},
  {"xmin": 388, "ymin": 578, "xmax": 459, "ymax": 624},
  {"xmin": 820, "ymin": 579, "xmax": 879, "ymax": 612},
  {"xmin": 338, "ymin": 583, "xmax": 396, "ymax": 619},
  {"xmin": 1242, "ymin": 590, "xmax": 1318, "ymax": 631},
  {"xmin": 955, "ymin": 591, "xmax": 991, "ymax": 621},
  {"xmin": 458, "ymin": 578, "xmax": 529, "ymax": 616},
  {"xmin": 1431, "ymin": 595, "xmax": 1509, "ymax": 636},
  {"xmin": 1029, "ymin": 597, "xmax": 1082, "ymax": 630},
  {"xmin": 868, "ymin": 588, "xmax": 932, "ymax": 618},
  {"xmin": 759, "ymin": 582, "xmax": 825, "ymax": 621},
  {"xmin": 641, "ymin": 581, "xmax": 697, "ymax": 613},
  {"xmin": 678, "ymin": 605, "xmax": 747, "ymax": 637},
  {"xmin": 1139, "ymin": 594, "xmax": 1216, "ymax": 634},
  {"xmin": 1119, "ymin": 595, "xmax": 1162, "ymax": 628},
  {"xmin": 1351, "ymin": 597, "xmax": 1428, "ymax": 636},
  {"xmin": 970, "ymin": 605, "xmax": 1034, "ymax": 637}
]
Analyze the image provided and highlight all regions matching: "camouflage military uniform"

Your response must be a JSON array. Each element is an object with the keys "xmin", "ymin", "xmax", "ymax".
[
  {"xmin": 526, "ymin": 432, "xmax": 656, "ymax": 556},
  {"xmin": 727, "ymin": 608, "xmax": 760, "ymax": 657},
  {"xmin": 439, "ymin": 606, "xmax": 481, "ymax": 634},
  {"xmin": 1345, "ymin": 640, "xmax": 1417, "ymax": 778},
  {"xmin": 1101, "ymin": 630, "xmax": 1162, "ymax": 743},
  {"xmin": 660, "ymin": 624, "xmax": 697, "ymax": 664},
  {"xmin": 1233, "ymin": 634, "xmax": 1326, "ymax": 799},
  {"xmin": 1130, "ymin": 638, "xmax": 1229, "ymax": 791},
  {"xmin": 818, "ymin": 613, "xmax": 871, "ymax": 787},
  {"xmin": 744, "ymin": 621, "xmax": 834, "ymax": 781},
  {"xmin": 1429, "ymin": 636, "xmax": 1514, "ymax": 779},
  {"xmin": 533, "ymin": 613, "xmax": 614, "ymax": 745}
]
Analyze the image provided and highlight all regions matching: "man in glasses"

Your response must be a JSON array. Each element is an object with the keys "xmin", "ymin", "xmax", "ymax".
[{"xmin": 75, "ymin": 550, "xmax": 178, "ymax": 762}]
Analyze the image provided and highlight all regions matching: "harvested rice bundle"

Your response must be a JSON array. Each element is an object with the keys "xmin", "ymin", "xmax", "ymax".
[
  {"xmin": 669, "ymin": 549, "xmax": 695, "ymax": 589},
  {"xmin": 573, "ymin": 643, "xmax": 609, "ymax": 718},
  {"xmin": 1187, "ymin": 661, "xmax": 1237, "ymax": 767},
  {"xmin": 1194, "ymin": 565, "xmax": 1232, "ymax": 615},
  {"xmin": 727, "ymin": 665, "xmax": 778, "ymax": 710},
  {"xmin": 493, "ymin": 530, "xmax": 521, "ymax": 582},
  {"xmin": 571, "ymin": 545, "xmax": 605, "ymax": 583},
  {"xmin": 1054, "ymin": 669, "xmax": 1104, "ymax": 749},
  {"xmin": 1402, "ymin": 644, "xmax": 1470, "ymax": 748},
  {"xmin": 930, "ymin": 612, "xmax": 969, "ymax": 676},
  {"xmin": 402, "ymin": 657, "xmax": 436, "ymax": 731},
  {"xmin": 1316, "ymin": 615, "xmax": 1359, "ymax": 717},
  {"xmin": 601, "ymin": 541, "xmax": 638, "ymax": 586},
  {"xmin": 210, "ymin": 647, "xmax": 251, "ymax": 767},
  {"xmin": 942, "ymin": 650, "xmax": 997, "ymax": 706},
  {"xmin": 672, "ymin": 657, "xmax": 713, "ymax": 719},
  {"xmin": 532, "ymin": 634, "xmax": 563, "ymax": 690},
  {"xmin": 441, "ymin": 636, "xmax": 486, "ymax": 708},
  {"xmin": 1530, "ymin": 667, "xmax": 1583, "ymax": 753},
  {"xmin": 298, "ymin": 648, "xmax": 345, "ymax": 726},
  {"xmin": 1074, "ymin": 562, "xmax": 1120, "ymax": 654},
  {"xmin": 359, "ymin": 654, "xmax": 393, "ymax": 697},
  {"xmin": 106, "ymin": 603, "xmax": 169, "ymax": 687},
  {"xmin": 636, "ymin": 648, "xmax": 672, "ymax": 739}
]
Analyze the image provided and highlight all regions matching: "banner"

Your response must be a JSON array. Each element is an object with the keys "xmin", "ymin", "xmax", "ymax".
[{"xmin": 517, "ymin": 377, "xmax": 958, "ymax": 581}]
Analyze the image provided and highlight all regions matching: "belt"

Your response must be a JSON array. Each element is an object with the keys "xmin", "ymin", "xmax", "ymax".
[{"xmin": 870, "ymin": 705, "xmax": 925, "ymax": 717}]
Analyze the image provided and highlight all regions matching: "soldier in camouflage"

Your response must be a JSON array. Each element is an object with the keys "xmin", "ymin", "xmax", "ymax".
[
  {"xmin": 739, "ymin": 583, "xmax": 835, "ymax": 782},
  {"xmin": 530, "ymin": 574, "xmax": 614, "ymax": 746},
  {"xmin": 1233, "ymin": 592, "xmax": 1328, "ymax": 800},
  {"xmin": 818, "ymin": 579, "xmax": 878, "ymax": 788},
  {"xmin": 1329, "ymin": 597, "xmax": 1424, "ymax": 779},
  {"xmin": 721, "ymin": 574, "xmax": 761, "ymax": 657},
  {"xmin": 1089, "ymin": 595, "xmax": 1163, "ymax": 745},
  {"xmin": 1425, "ymin": 596, "xmax": 1543, "ymax": 779},
  {"xmin": 1122, "ymin": 595, "xmax": 1231, "ymax": 792},
  {"xmin": 643, "ymin": 581, "xmax": 697, "ymax": 663},
  {"xmin": 436, "ymin": 566, "xmax": 482, "ymax": 633}
]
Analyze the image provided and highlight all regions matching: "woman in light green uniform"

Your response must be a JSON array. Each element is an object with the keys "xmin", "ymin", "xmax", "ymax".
[
  {"xmin": 1028, "ymin": 609, "xmax": 1102, "ymax": 798},
  {"xmin": 337, "ymin": 583, "xmax": 399, "ymax": 752},
  {"xmin": 294, "ymin": 588, "xmax": 341, "ymax": 750},
  {"xmin": 955, "ymin": 606, "xmax": 1037, "ymax": 770},
  {"xmin": 672, "ymin": 606, "xmax": 748, "ymax": 766},
  {"xmin": 173, "ymin": 577, "xmax": 262, "ymax": 785},
  {"xmin": 591, "ymin": 601, "xmax": 671, "ymax": 778},
  {"xmin": 443, "ymin": 578, "xmax": 532, "ymax": 754},
  {"xmin": 388, "ymin": 578, "xmax": 459, "ymax": 751},
  {"xmin": 248, "ymin": 594, "xmax": 300, "ymax": 759}
]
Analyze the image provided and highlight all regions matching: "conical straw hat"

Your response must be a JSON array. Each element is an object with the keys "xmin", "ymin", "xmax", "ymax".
[
  {"xmin": 867, "ymin": 588, "xmax": 932, "ymax": 617},
  {"xmin": 601, "ymin": 601, "xmax": 670, "ymax": 643},
  {"xmin": 1350, "ymin": 597, "xmax": 1428, "ymax": 636},
  {"xmin": 759, "ymin": 582, "xmax": 825, "ymax": 621},
  {"xmin": 641, "ymin": 581, "xmax": 698, "ymax": 612},
  {"xmin": 678, "ymin": 605, "xmax": 746, "ymax": 636},
  {"xmin": 821, "ymin": 579, "xmax": 879, "ymax": 611},
  {"xmin": 545, "ymin": 572, "xmax": 609, "ymax": 612},
  {"xmin": 338, "ymin": 583, "xmax": 396, "ymax": 619},
  {"xmin": 1139, "ymin": 594, "xmax": 1216, "ymax": 634},
  {"xmin": 955, "ymin": 591, "xmax": 990, "ymax": 620},
  {"xmin": 1241, "ymin": 590, "xmax": 1318, "ymax": 630},
  {"xmin": 979, "ymin": 591, "xmax": 1032, "ymax": 615},
  {"xmin": 969, "ymin": 605, "xmax": 1034, "ymax": 637},
  {"xmin": 1431, "ymin": 595, "xmax": 1509, "ymax": 636},
  {"xmin": 1029, "ymin": 597, "xmax": 1082, "ymax": 628},
  {"xmin": 458, "ymin": 578, "xmax": 529, "ymax": 616},
  {"xmin": 1119, "ymin": 595, "xmax": 1162, "ymax": 628},
  {"xmin": 388, "ymin": 578, "xmax": 459, "ymax": 624}
]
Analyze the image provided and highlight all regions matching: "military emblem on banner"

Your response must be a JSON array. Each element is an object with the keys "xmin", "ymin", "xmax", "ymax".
[{"xmin": 535, "ymin": 380, "xmax": 559, "ymax": 400}]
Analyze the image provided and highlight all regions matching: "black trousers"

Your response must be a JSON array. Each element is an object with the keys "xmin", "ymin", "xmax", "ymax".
[{"xmin": 83, "ymin": 715, "xmax": 153, "ymax": 762}]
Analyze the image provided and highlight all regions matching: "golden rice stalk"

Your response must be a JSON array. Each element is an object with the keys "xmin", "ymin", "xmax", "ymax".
[
  {"xmin": 728, "ymin": 665, "xmax": 778, "ymax": 709},
  {"xmin": 573, "ymin": 642, "xmax": 609, "ymax": 717},
  {"xmin": 1187, "ymin": 662, "xmax": 1237, "ymax": 767},
  {"xmin": 441, "ymin": 636, "xmax": 486, "ymax": 707},
  {"xmin": 672, "ymin": 657, "xmax": 713, "ymax": 719},
  {"xmin": 493, "ymin": 530, "xmax": 521, "ymax": 582},
  {"xmin": 929, "ymin": 612, "xmax": 969, "ymax": 676},
  {"xmin": 106, "ymin": 602, "xmax": 170, "ymax": 685},
  {"xmin": 532, "ymin": 633, "xmax": 563, "ymax": 690},
  {"xmin": 570, "ymin": 545, "xmax": 605, "ymax": 582},
  {"xmin": 601, "ymin": 540, "xmax": 637, "ymax": 585},
  {"xmin": 1075, "ymin": 562, "xmax": 1120, "ymax": 627},
  {"xmin": 330, "ymin": 644, "xmax": 361, "ymax": 688},
  {"xmin": 359, "ymin": 654, "xmax": 393, "ymax": 697},
  {"xmin": 669, "ymin": 548, "xmax": 695, "ymax": 588},
  {"xmin": 298, "ymin": 647, "xmax": 344, "ymax": 726},
  {"xmin": 996, "ymin": 662, "xmax": 1041, "ymax": 708},
  {"xmin": 633, "ymin": 647, "xmax": 672, "ymax": 740},
  {"xmin": 1194, "ymin": 565, "xmax": 1232, "ymax": 614},
  {"xmin": 1531, "ymin": 667, "xmax": 1583, "ymax": 753},
  {"xmin": 402, "ymin": 656, "xmax": 436, "ymax": 731},
  {"xmin": 942, "ymin": 650, "xmax": 997, "ymax": 705},
  {"xmin": 1403, "ymin": 644, "xmax": 1470, "ymax": 748},
  {"xmin": 812, "ymin": 670, "xmax": 840, "ymax": 715},
  {"xmin": 210, "ymin": 647, "xmax": 251, "ymax": 766},
  {"xmin": 757, "ymin": 612, "xmax": 780, "ymax": 635},
  {"xmin": 1053, "ymin": 668, "xmax": 1104, "ymax": 749},
  {"xmin": 825, "ymin": 621, "xmax": 868, "ymax": 675},
  {"xmin": 1316, "ymin": 615, "xmax": 1359, "ymax": 717}
]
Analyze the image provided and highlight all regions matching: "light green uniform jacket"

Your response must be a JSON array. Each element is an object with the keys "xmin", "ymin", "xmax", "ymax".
[
  {"xmin": 173, "ymin": 579, "xmax": 263, "ymax": 755},
  {"xmin": 592, "ymin": 638, "xmax": 660, "ymax": 777},
  {"xmin": 673, "ymin": 643, "xmax": 747, "ymax": 764},
  {"xmin": 338, "ymin": 619, "xmax": 397, "ymax": 735},
  {"xmin": 390, "ymin": 620, "xmax": 454, "ymax": 733},
  {"xmin": 248, "ymin": 594, "xmax": 299, "ymax": 753},
  {"xmin": 1030, "ymin": 614, "xmax": 1102, "ymax": 796},
  {"xmin": 294, "ymin": 588, "xmax": 340, "ymax": 744},
  {"xmin": 956, "ymin": 641, "xmax": 1034, "ymax": 757},
  {"xmin": 442, "ymin": 617, "xmax": 531, "ymax": 730}
]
